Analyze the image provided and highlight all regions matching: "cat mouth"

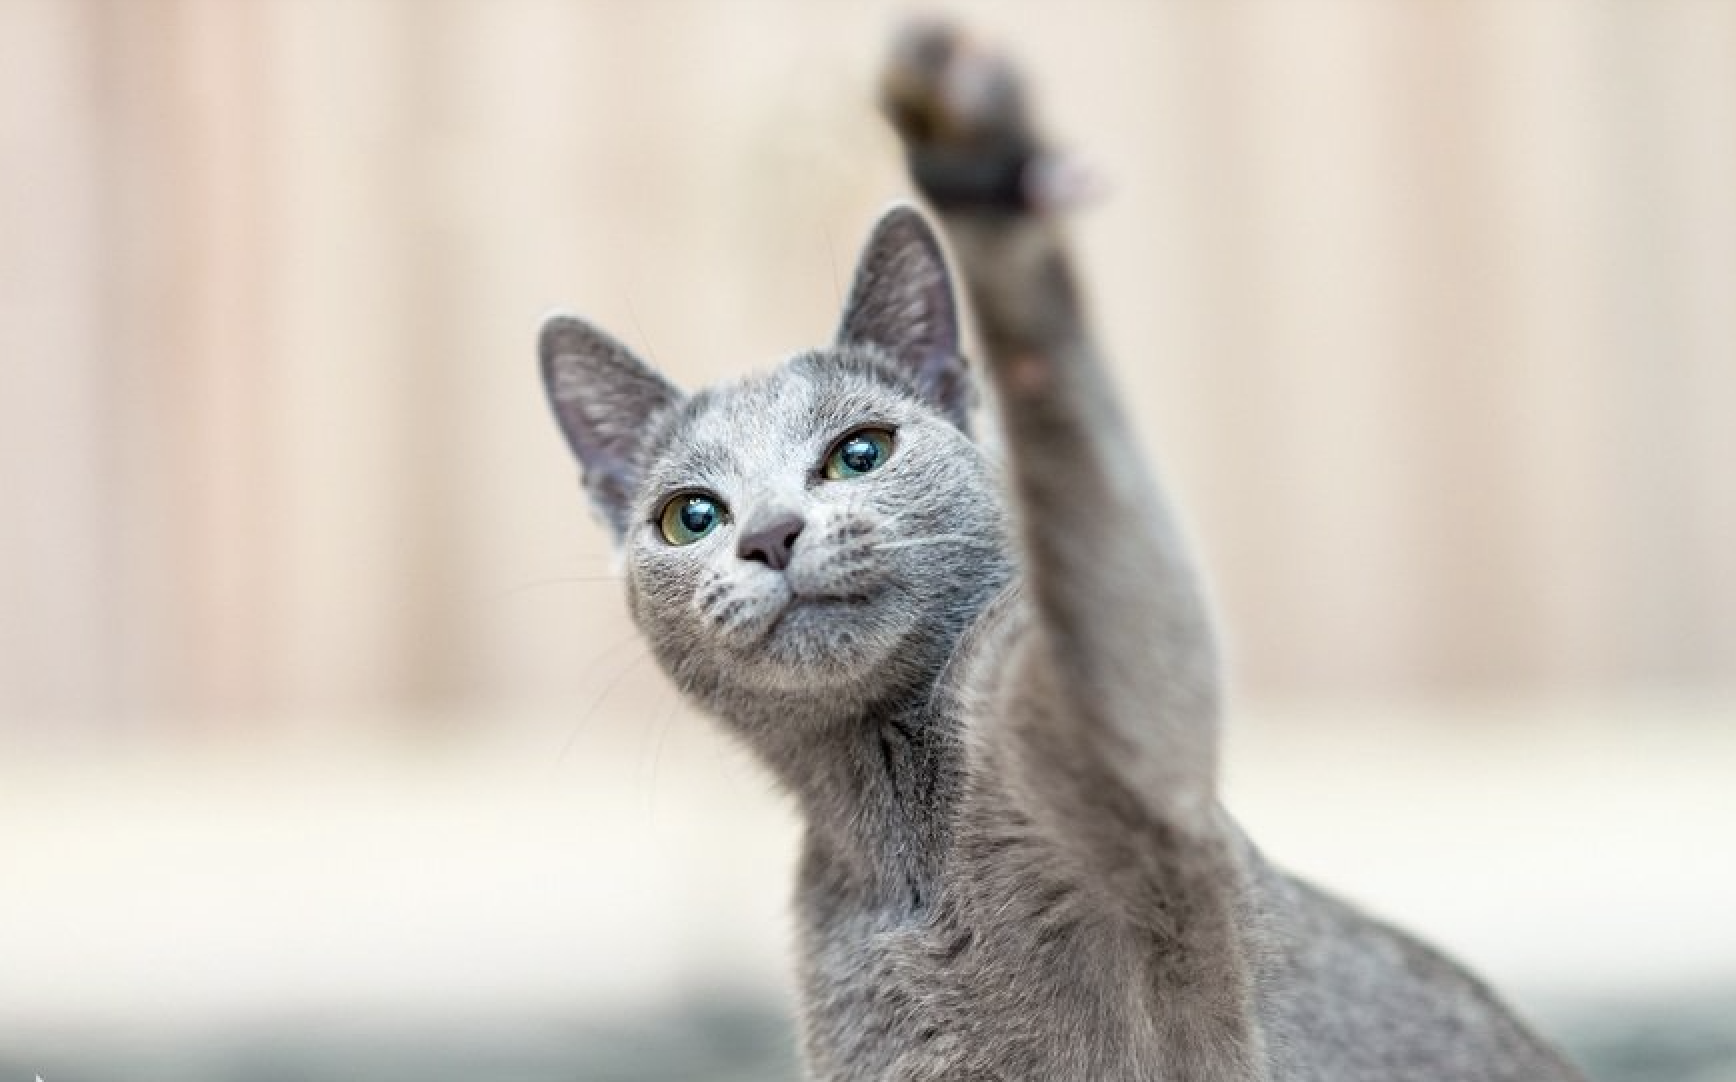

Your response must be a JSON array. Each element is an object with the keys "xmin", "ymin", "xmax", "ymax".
[{"xmin": 759, "ymin": 592, "xmax": 877, "ymax": 644}]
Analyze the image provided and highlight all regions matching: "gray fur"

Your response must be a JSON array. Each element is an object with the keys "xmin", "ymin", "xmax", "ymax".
[
  {"xmin": 541, "ymin": 315, "xmax": 686, "ymax": 539},
  {"xmin": 835, "ymin": 206, "xmax": 975, "ymax": 430},
  {"xmin": 539, "ymin": 21, "xmax": 1586, "ymax": 1082}
]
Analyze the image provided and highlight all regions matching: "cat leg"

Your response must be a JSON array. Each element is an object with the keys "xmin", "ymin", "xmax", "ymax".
[
  {"xmin": 882, "ymin": 21, "xmax": 1269, "ymax": 1079},
  {"xmin": 883, "ymin": 19, "xmax": 1223, "ymax": 856}
]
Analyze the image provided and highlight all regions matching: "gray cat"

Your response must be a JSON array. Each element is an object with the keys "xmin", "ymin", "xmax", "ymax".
[{"xmin": 539, "ymin": 20, "xmax": 1588, "ymax": 1082}]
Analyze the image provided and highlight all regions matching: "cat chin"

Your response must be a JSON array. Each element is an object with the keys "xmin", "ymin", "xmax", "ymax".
[{"xmin": 722, "ymin": 597, "xmax": 912, "ymax": 696}]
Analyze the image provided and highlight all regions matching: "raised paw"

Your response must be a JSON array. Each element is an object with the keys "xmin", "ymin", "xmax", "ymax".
[
  {"xmin": 881, "ymin": 19, "xmax": 1103, "ymax": 215},
  {"xmin": 882, "ymin": 19, "xmax": 1033, "ymax": 151},
  {"xmin": 880, "ymin": 19, "xmax": 1047, "ymax": 213}
]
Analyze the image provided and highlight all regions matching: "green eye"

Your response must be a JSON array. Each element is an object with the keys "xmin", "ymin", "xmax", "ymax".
[
  {"xmin": 658, "ymin": 493, "xmax": 726, "ymax": 545},
  {"xmin": 823, "ymin": 428, "xmax": 895, "ymax": 480}
]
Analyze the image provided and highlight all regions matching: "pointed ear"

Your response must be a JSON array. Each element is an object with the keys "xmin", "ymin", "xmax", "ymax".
[
  {"xmin": 539, "ymin": 313, "xmax": 684, "ymax": 540},
  {"xmin": 836, "ymin": 204, "xmax": 972, "ymax": 428}
]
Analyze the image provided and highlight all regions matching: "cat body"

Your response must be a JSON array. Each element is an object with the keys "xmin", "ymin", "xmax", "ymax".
[
  {"xmin": 784, "ymin": 584, "xmax": 1569, "ymax": 1082},
  {"xmin": 541, "ymin": 20, "xmax": 1586, "ymax": 1082}
]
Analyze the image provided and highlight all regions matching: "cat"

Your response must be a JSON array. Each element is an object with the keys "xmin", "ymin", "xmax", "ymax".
[{"xmin": 539, "ymin": 18, "xmax": 1588, "ymax": 1082}]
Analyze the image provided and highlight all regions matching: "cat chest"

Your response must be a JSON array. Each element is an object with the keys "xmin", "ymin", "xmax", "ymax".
[{"xmin": 796, "ymin": 884, "xmax": 1147, "ymax": 1080}]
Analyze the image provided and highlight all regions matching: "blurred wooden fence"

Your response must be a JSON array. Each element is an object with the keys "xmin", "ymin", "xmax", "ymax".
[{"xmin": 1, "ymin": 0, "xmax": 1732, "ymax": 730}]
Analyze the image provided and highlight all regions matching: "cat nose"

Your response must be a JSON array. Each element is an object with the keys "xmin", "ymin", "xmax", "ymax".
[{"xmin": 737, "ymin": 511, "xmax": 805, "ymax": 571}]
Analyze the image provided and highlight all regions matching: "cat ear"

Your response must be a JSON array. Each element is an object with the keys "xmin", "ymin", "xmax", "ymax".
[
  {"xmin": 539, "ymin": 313, "xmax": 685, "ymax": 541},
  {"xmin": 836, "ymin": 204, "xmax": 972, "ymax": 428}
]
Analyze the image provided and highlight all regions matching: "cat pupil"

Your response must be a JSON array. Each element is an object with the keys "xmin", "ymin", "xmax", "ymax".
[
  {"xmin": 681, "ymin": 498, "xmax": 715, "ymax": 534},
  {"xmin": 842, "ymin": 438, "xmax": 880, "ymax": 473}
]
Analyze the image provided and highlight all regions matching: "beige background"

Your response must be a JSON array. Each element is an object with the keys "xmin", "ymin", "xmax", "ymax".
[
  {"xmin": 1, "ymin": 0, "xmax": 1734, "ymax": 1047},
  {"xmin": 4, "ymin": 0, "xmax": 1733, "ymax": 730}
]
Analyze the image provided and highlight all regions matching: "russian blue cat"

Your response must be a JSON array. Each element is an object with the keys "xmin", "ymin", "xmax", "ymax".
[{"xmin": 541, "ymin": 20, "xmax": 1586, "ymax": 1082}]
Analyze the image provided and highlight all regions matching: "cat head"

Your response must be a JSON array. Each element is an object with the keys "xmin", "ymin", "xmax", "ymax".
[{"xmin": 541, "ymin": 206, "xmax": 1008, "ymax": 718}]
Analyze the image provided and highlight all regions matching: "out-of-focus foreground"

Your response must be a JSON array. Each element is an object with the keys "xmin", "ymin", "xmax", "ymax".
[{"xmin": 2, "ymin": 1, "xmax": 1733, "ymax": 1079}]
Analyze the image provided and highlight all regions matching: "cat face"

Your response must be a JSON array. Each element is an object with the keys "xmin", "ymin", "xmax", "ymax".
[
  {"xmin": 624, "ymin": 350, "xmax": 1004, "ymax": 703},
  {"xmin": 543, "ymin": 207, "xmax": 1010, "ymax": 716}
]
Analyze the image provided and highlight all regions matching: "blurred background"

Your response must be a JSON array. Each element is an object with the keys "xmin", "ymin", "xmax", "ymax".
[{"xmin": 2, "ymin": 0, "xmax": 1733, "ymax": 1078}]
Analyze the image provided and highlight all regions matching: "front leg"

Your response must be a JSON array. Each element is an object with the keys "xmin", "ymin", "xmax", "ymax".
[
  {"xmin": 883, "ymin": 21, "xmax": 1268, "ymax": 1079},
  {"xmin": 884, "ymin": 20, "xmax": 1222, "ymax": 852}
]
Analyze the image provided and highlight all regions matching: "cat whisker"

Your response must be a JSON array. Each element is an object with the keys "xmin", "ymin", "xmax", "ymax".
[
  {"xmin": 550, "ymin": 637, "xmax": 655, "ymax": 777},
  {"xmin": 874, "ymin": 535, "xmax": 1001, "ymax": 552}
]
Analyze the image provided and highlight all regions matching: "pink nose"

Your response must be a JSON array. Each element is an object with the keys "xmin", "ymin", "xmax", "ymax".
[{"xmin": 737, "ymin": 512, "xmax": 805, "ymax": 571}]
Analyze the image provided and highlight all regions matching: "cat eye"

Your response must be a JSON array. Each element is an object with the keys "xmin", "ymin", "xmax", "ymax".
[
  {"xmin": 822, "ymin": 428, "xmax": 896, "ymax": 481},
  {"xmin": 658, "ymin": 493, "xmax": 727, "ymax": 545}
]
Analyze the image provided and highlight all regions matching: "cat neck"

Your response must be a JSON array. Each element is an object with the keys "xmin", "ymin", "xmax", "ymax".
[
  {"xmin": 739, "ymin": 677, "xmax": 962, "ymax": 912},
  {"xmin": 725, "ymin": 582, "xmax": 1018, "ymax": 913}
]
